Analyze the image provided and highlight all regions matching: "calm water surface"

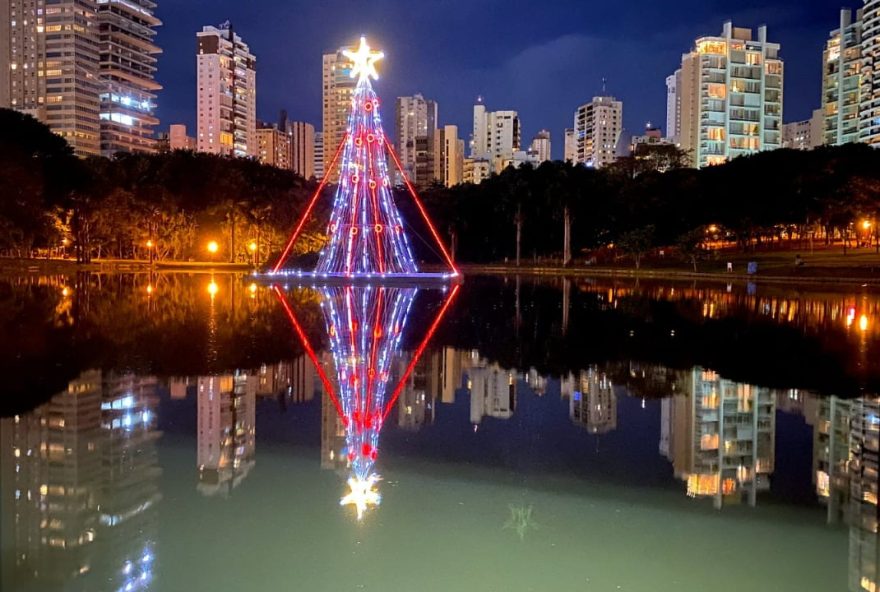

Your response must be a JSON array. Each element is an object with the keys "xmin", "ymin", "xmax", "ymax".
[{"xmin": 1, "ymin": 273, "xmax": 879, "ymax": 591}]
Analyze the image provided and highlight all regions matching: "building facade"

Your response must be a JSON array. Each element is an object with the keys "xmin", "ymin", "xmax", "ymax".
[
  {"xmin": 860, "ymin": 2, "xmax": 880, "ymax": 145},
  {"xmin": 563, "ymin": 128, "xmax": 576, "ymax": 163},
  {"xmin": 463, "ymin": 157, "xmax": 491, "ymax": 184},
  {"xmin": 255, "ymin": 122, "xmax": 291, "ymax": 169},
  {"xmin": 2, "ymin": 0, "xmax": 104, "ymax": 156},
  {"xmin": 321, "ymin": 46, "xmax": 355, "ymax": 180},
  {"xmin": 823, "ymin": 9, "xmax": 863, "ymax": 146},
  {"xmin": 665, "ymin": 70, "xmax": 682, "ymax": 144},
  {"xmin": 196, "ymin": 24, "xmax": 256, "ymax": 158},
  {"xmin": 168, "ymin": 123, "xmax": 195, "ymax": 150},
  {"xmin": 573, "ymin": 96, "xmax": 623, "ymax": 168},
  {"xmin": 529, "ymin": 129, "xmax": 552, "ymax": 163},
  {"xmin": 676, "ymin": 22, "xmax": 784, "ymax": 168},
  {"xmin": 782, "ymin": 109, "xmax": 823, "ymax": 150},
  {"xmin": 313, "ymin": 131, "xmax": 325, "ymax": 180},
  {"xmin": 470, "ymin": 97, "xmax": 521, "ymax": 173},
  {"xmin": 288, "ymin": 121, "xmax": 315, "ymax": 179},
  {"xmin": 97, "ymin": 0, "xmax": 162, "ymax": 156},
  {"xmin": 434, "ymin": 124, "xmax": 464, "ymax": 187},
  {"xmin": 394, "ymin": 93, "xmax": 437, "ymax": 179}
]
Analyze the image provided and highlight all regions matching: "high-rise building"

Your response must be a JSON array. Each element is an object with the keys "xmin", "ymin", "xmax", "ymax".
[
  {"xmin": 322, "ymin": 45, "xmax": 356, "ymax": 180},
  {"xmin": 822, "ymin": 9, "xmax": 863, "ymax": 146},
  {"xmin": 196, "ymin": 24, "xmax": 257, "ymax": 158},
  {"xmin": 470, "ymin": 97, "xmax": 521, "ymax": 173},
  {"xmin": 435, "ymin": 124, "xmax": 464, "ymax": 187},
  {"xmin": 2, "ymin": 0, "xmax": 103, "ymax": 156},
  {"xmin": 255, "ymin": 122, "xmax": 291, "ymax": 169},
  {"xmin": 313, "ymin": 131, "xmax": 325, "ymax": 179},
  {"xmin": 470, "ymin": 96, "xmax": 489, "ymax": 157},
  {"xmin": 288, "ymin": 121, "xmax": 315, "ymax": 179},
  {"xmin": 782, "ymin": 109, "xmax": 823, "ymax": 150},
  {"xmin": 529, "ymin": 129, "xmax": 552, "ymax": 163},
  {"xmin": 487, "ymin": 110, "xmax": 520, "ymax": 172},
  {"xmin": 395, "ymin": 93, "xmax": 438, "ymax": 179},
  {"xmin": 676, "ymin": 22, "xmax": 784, "ymax": 168},
  {"xmin": 168, "ymin": 123, "xmax": 196, "ymax": 150},
  {"xmin": 97, "ymin": 0, "xmax": 162, "ymax": 156},
  {"xmin": 563, "ymin": 128, "xmax": 576, "ymax": 162},
  {"xmin": 573, "ymin": 95, "xmax": 623, "ymax": 168},
  {"xmin": 665, "ymin": 70, "xmax": 682, "ymax": 144},
  {"xmin": 860, "ymin": 3, "xmax": 880, "ymax": 145}
]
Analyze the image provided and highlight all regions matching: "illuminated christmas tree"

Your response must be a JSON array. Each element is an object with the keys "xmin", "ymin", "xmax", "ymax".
[{"xmin": 271, "ymin": 37, "xmax": 457, "ymax": 278}]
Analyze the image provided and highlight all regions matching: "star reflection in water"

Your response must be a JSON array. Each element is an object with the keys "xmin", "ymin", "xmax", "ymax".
[{"xmin": 274, "ymin": 282, "xmax": 459, "ymax": 520}]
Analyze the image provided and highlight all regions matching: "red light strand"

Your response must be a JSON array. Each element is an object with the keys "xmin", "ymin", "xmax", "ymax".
[
  {"xmin": 272, "ymin": 286, "xmax": 345, "ymax": 420},
  {"xmin": 384, "ymin": 137, "xmax": 459, "ymax": 275},
  {"xmin": 272, "ymin": 133, "xmax": 348, "ymax": 273},
  {"xmin": 382, "ymin": 284, "xmax": 460, "ymax": 421}
]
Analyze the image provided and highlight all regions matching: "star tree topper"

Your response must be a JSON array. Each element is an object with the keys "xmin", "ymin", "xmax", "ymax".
[{"xmin": 343, "ymin": 36, "xmax": 384, "ymax": 82}]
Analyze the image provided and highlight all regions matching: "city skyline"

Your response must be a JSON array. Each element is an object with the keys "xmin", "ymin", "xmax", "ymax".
[{"xmin": 152, "ymin": 0, "xmax": 852, "ymax": 159}]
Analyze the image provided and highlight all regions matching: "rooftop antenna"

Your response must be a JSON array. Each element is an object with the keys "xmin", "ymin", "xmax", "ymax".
[{"xmin": 601, "ymin": 77, "xmax": 607, "ymax": 94}]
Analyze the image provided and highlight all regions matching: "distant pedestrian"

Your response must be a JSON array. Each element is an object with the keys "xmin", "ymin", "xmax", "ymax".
[{"xmin": 795, "ymin": 254, "xmax": 804, "ymax": 267}]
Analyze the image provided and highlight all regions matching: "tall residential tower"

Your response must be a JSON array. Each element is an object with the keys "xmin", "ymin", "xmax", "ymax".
[
  {"xmin": 196, "ymin": 24, "xmax": 256, "ymax": 158},
  {"xmin": 321, "ymin": 45, "xmax": 356, "ymax": 180},
  {"xmin": 675, "ymin": 22, "xmax": 783, "ymax": 168},
  {"xmin": 97, "ymin": 0, "xmax": 162, "ymax": 155},
  {"xmin": 573, "ymin": 96, "xmax": 623, "ymax": 168}
]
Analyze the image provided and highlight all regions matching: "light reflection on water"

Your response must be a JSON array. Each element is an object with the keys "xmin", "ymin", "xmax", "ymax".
[{"xmin": 1, "ymin": 273, "xmax": 879, "ymax": 591}]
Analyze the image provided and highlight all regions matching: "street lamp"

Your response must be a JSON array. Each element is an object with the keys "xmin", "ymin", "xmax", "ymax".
[
  {"xmin": 207, "ymin": 240, "xmax": 219, "ymax": 260},
  {"xmin": 145, "ymin": 239, "xmax": 155, "ymax": 266},
  {"xmin": 248, "ymin": 240, "xmax": 258, "ymax": 267}
]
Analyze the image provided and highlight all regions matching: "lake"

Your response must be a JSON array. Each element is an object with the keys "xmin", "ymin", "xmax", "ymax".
[{"xmin": 1, "ymin": 272, "xmax": 879, "ymax": 591}]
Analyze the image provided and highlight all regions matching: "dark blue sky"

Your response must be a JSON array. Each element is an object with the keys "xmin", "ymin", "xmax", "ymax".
[{"xmin": 155, "ymin": 0, "xmax": 849, "ymax": 158}]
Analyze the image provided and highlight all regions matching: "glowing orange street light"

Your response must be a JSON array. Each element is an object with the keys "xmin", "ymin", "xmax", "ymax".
[
  {"xmin": 207, "ymin": 240, "xmax": 219, "ymax": 255},
  {"xmin": 248, "ymin": 240, "xmax": 258, "ymax": 266},
  {"xmin": 145, "ymin": 239, "xmax": 155, "ymax": 265},
  {"xmin": 863, "ymin": 220, "xmax": 872, "ymax": 231}
]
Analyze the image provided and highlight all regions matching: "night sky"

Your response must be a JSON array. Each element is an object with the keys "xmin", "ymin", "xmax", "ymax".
[{"xmin": 155, "ymin": 0, "xmax": 849, "ymax": 158}]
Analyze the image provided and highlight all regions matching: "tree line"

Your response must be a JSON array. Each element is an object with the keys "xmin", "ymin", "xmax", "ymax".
[
  {"xmin": 0, "ymin": 109, "xmax": 321, "ymax": 263},
  {"xmin": 2, "ymin": 108, "xmax": 880, "ymax": 267},
  {"xmin": 414, "ymin": 142, "xmax": 880, "ymax": 266}
]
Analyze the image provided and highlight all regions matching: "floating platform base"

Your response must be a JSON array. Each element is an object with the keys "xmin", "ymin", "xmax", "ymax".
[{"xmin": 252, "ymin": 269, "xmax": 463, "ymax": 288}]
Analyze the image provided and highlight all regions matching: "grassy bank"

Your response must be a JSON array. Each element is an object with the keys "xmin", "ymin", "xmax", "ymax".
[{"xmin": 457, "ymin": 249, "xmax": 880, "ymax": 286}]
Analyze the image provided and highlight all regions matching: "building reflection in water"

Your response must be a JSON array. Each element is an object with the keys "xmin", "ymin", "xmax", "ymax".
[
  {"xmin": 0, "ymin": 370, "xmax": 161, "ymax": 591},
  {"xmin": 196, "ymin": 374, "xmax": 256, "ymax": 496},
  {"xmin": 660, "ymin": 367, "xmax": 775, "ymax": 509},
  {"xmin": 561, "ymin": 368, "xmax": 616, "ymax": 434}
]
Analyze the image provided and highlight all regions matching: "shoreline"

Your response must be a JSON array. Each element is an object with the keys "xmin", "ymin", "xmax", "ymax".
[
  {"xmin": 455, "ymin": 263, "xmax": 880, "ymax": 287},
  {"xmin": 1, "ymin": 257, "xmax": 878, "ymax": 286}
]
